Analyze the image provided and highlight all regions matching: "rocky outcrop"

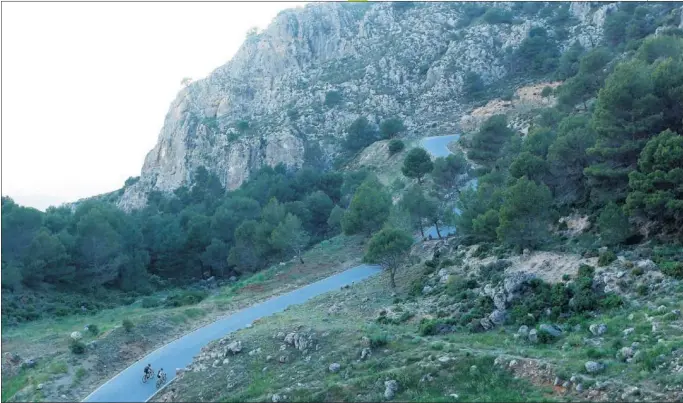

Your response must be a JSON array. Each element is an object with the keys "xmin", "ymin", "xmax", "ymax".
[{"xmin": 119, "ymin": 2, "xmax": 620, "ymax": 210}]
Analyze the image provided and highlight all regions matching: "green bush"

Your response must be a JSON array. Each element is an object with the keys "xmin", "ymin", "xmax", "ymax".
[
  {"xmin": 164, "ymin": 290, "xmax": 208, "ymax": 308},
  {"xmin": 446, "ymin": 277, "xmax": 479, "ymax": 296},
  {"xmin": 122, "ymin": 319, "xmax": 134, "ymax": 332},
  {"xmin": 536, "ymin": 329, "xmax": 556, "ymax": 344},
  {"xmin": 598, "ymin": 250, "xmax": 617, "ymax": 267},
  {"xmin": 141, "ymin": 297, "xmax": 161, "ymax": 308},
  {"xmin": 70, "ymin": 340, "xmax": 86, "ymax": 355},
  {"xmin": 87, "ymin": 324, "xmax": 99, "ymax": 336},
  {"xmin": 419, "ymin": 319, "xmax": 439, "ymax": 336},
  {"xmin": 661, "ymin": 261, "xmax": 683, "ymax": 279},
  {"xmin": 482, "ymin": 7, "xmax": 514, "ymax": 24},
  {"xmin": 324, "ymin": 90, "xmax": 343, "ymax": 107},
  {"xmin": 409, "ymin": 276, "xmax": 426, "ymax": 296},
  {"xmin": 600, "ymin": 293, "xmax": 623, "ymax": 309},
  {"xmin": 369, "ymin": 332, "xmax": 389, "ymax": 348},
  {"xmin": 636, "ymin": 284, "xmax": 648, "ymax": 296},
  {"xmin": 388, "ymin": 139, "xmax": 405, "ymax": 155}
]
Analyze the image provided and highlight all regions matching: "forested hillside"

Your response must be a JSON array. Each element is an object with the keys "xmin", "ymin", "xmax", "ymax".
[{"xmin": 1, "ymin": 165, "xmax": 382, "ymax": 324}]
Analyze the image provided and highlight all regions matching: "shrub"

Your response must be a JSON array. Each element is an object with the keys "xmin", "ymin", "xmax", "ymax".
[
  {"xmin": 501, "ymin": 90, "xmax": 515, "ymax": 101},
  {"xmin": 122, "ymin": 319, "xmax": 134, "ymax": 333},
  {"xmin": 324, "ymin": 90, "xmax": 343, "ymax": 107},
  {"xmin": 482, "ymin": 7, "xmax": 514, "ymax": 24},
  {"xmin": 541, "ymin": 86, "xmax": 553, "ymax": 97},
  {"xmin": 87, "ymin": 324, "xmax": 99, "ymax": 336},
  {"xmin": 409, "ymin": 276, "xmax": 426, "ymax": 296},
  {"xmin": 600, "ymin": 293, "xmax": 623, "ymax": 309},
  {"xmin": 536, "ymin": 329, "xmax": 556, "ymax": 344},
  {"xmin": 562, "ymin": 274, "xmax": 571, "ymax": 282},
  {"xmin": 479, "ymin": 259, "xmax": 510, "ymax": 283},
  {"xmin": 446, "ymin": 277, "xmax": 479, "ymax": 296},
  {"xmin": 164, "ymin": 290, "xmax": 208, "ymax": 308},
  {"xmin": 141, "ymin": 297, "xmax": 161, "ymax": 308},
  {"xmin": 388, "ymin": 139, "xmax": 405, "ymax": 155},
  {"xmin": 586, "ymin": 347, "xmax": 609, "ymax": 359},
  {"xmin": 636, "ymin": 284, "xmax": 648, "ymax": 295},
  {"xmin": 70, "ymin": 340, "xmax": 86, "ymax": 355},
  {"xmin": 661, "ymin": 261, "xmax": 683, "ymax": 279},
  {"xmin": 419, "ymin": 319, "xmax": 439, "ymax": 336},
  {"xmin": 369, "ymin": 332, "xmax": 389, "ymax": 348},
  {"xmin": 598, "ymin": 250, "xmax": 617, "ymax": 267}
]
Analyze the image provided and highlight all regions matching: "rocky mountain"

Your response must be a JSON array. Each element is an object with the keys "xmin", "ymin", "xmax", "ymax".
[{"xmin": 119, "ymin": 1, "xmax": 621, "ymax": 211}]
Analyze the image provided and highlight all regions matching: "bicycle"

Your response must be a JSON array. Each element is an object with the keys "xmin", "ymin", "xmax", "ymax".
[
  {"xmin": 156, "ymin": 372, "xmax": 167, "ymax": 389},
  {"xmin": 142, "ymin": 369, "xmax": 153, "ymax": 383}
]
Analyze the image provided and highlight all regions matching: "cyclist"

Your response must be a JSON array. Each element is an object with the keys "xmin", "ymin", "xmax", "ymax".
[
  {"xmin": 157, "ymin": 367, "xmax": 165, "ymax": 380},
  {"xmin": 144, "ymin": 364, "xmax": 153, "ymax": 379}
]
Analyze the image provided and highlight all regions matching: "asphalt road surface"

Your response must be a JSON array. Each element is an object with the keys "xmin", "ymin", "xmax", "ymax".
[{"xmin": 82, "ymin": 264, "xmax": 381, "ymax": 403}]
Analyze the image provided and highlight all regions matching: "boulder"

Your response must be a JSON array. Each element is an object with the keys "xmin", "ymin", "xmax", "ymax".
[
  {"xmin": 384, "ymin": 380, "xmax": 398, "ymax": 400},
  {"xmin": 539, "ymin": 324, "xmax": 562, "ymax": 337},
  {"xmin": 360, "ymin": 348, "xmax": 371, "ymax": 361},
  {"xmin": 584, "ymin": 361, "xmax": 604, "ymax": 373},
  {"xmin": 480, "ymin": 317, "xmax": 494, "ymax": 331},
  {"xmin": 616, "ymin": 347, "xmax": 634, "ymax": 361},
  {"xmin": 488, "ymin": 309, "xmax": 507, "ymax": 326},
  {"xmin": 636, "ymin": 260, "xmax": 657, "ymax": 272},
  {"xmin": 70, "ymin": 331, "xmax": 83, "ymax": 341},
  {"xmin": 503, "ymin": 272, "xmax": 535, "ymax": 300},
  {"xmin": 588, "ymin": 323, "xmax": 607, "ymax": 336},
  {"xmin": 226, "ymin": 341, "xmax": 242, "ymax": 354},
  {"xmin": 528, "ymin": 329, "xmax": 538, "ymax": 343},
  {"xmin": 329, "ymin": 363, "xmax": 341, "ymax": 373},
  {"xmin": 517, "ymin": 325, "xmax": 529, "ymax": 337}
]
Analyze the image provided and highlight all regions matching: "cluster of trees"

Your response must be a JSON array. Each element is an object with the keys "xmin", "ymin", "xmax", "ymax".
[
  {"xmin": 456, "ymin": 33, "xmax": 683, "ymax": 248},
  {"xmin": 343, "ymin": 116, "xmax": 406, "ymax": 153},
  {"xmin": 1, "ymin": 164, "xmax": 383, "ymax": 322}
]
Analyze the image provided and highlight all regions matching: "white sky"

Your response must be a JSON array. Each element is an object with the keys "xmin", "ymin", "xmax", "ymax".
[{"xmin": 2, "ymin": 1, "xmax": 304, "ymax": 211}]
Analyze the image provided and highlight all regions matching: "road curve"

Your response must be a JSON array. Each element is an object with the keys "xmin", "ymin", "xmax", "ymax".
[{"xmin": 82, "ymin": 264, "xmax": 382, "ymax": 403}]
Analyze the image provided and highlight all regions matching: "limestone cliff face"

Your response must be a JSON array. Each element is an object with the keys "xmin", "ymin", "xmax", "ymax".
[{"xmin": 119, "ymin": 1, "xmax": 619, "ymax": 211}]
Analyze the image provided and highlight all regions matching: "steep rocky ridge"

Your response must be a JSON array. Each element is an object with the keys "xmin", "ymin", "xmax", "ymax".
[{"xmin": 119, "ymin": 2, "xmax": 619, "ymax": 211}]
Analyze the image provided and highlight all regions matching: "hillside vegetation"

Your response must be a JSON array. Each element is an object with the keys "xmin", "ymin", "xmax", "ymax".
[{"xmin": 3, "ymin": 1, "xmax": 683, "ymax": 402}]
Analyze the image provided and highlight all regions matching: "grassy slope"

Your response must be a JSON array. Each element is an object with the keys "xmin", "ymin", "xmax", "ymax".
[
  {"xmin": 156, "ymin": 243, "xmax": 683, "ymax": 403},
  {"xmin": 1, "ymin": 235, "xmax": 365, "ymax": 403}
]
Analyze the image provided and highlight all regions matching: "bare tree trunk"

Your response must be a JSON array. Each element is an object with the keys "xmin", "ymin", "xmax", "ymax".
[
  {"xmin": 389, "ymin": 268, "xmax": 396, "ymax": 288},
  {"xmin": 419, "ymin": 224, "xmax": 425, "ymax": 238},
  {"xmin": 297, "ymin": 248, "xmax": 304, "ymax": 264},
  {"xmin": 435, "ymin": 221, "xmax": 442, "ymax": 239}
]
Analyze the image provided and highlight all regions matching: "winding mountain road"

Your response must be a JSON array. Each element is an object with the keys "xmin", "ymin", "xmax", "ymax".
[
  {"xmin": 82, "ymin": 135, "xmax": 468, "ymax": 402},
  {"xmin": 82, "ymin": 264, "xmax": 381, "ymax": 403}
]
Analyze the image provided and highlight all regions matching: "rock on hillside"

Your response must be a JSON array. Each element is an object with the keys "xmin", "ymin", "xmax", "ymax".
[{"xmin": 120, "ymin": 2, "xmax": 617, "ymax": 210}]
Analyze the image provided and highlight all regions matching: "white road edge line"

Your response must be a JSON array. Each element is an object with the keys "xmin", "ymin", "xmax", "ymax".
[{"xmin": 82, "ymin": 265, "xmax": 378, "ymax": 402}]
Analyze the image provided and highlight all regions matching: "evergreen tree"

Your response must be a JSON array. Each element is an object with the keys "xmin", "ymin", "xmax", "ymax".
[
  {"xmin": 365, "ymin": 228, "xmax": 413, "ymax": 288},
  {"xmin": 342, "ymin": 178, "xmax": 392, "ymax": 235},
  {"xmin": 401, "ymin": 148, "xmax": 434, "ymax": 183},
  {"xmin": 497, "ymin": 177, "xmax": 554, "ymax": 249},
  {"xmin": 626, "ymin": 130, "xmax": 683, "ymax": 236},
  {"xmin": 467, "ymin": 115, "xmax": 515, "ymax": 170}
]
